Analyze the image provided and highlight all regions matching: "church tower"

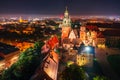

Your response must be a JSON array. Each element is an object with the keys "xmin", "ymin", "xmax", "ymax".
[
  {"xmin": 61, "ymin": 7, "xmax": 71, "ymax": 39},
  {"xmin": 62, "ymin": 7, "xmax": 71, "ymax": 27}
]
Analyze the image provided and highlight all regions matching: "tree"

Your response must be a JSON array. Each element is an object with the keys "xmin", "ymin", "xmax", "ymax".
[
  {"xmin": 61, "ymin": 64, "xmax": 87, "ymax": 80},
  {"xmin": 1, "ymin": 41, "xmax": 45, "ymax": 80},
  {"xmin": 46, "ymin": 20, "xmax": 58, "ymax": 26},
  {"xmin": 34, "ymin": 41, "xmax": 45, "ymax": 52},
  {"xmin": 71, "ymin": 20, "xmax": 81, "ymax": 29},
  {"xmin": 116, "ymin": 39, "xmax": 120, "ymax": 49},
  {"xmin": 93, "ymin": 76, "xmax": 109, "ymax": 80}
]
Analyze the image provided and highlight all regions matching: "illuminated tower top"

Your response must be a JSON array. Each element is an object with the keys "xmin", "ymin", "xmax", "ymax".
[
  {"xmin": 19, "ymin": 16, "xmax": 23, "ymax": 23},
  {"xmin": 64, "ymin": 6, "xmax": 69, "ymax": 18},
  {"xmin": 62, "ymin": 6, "xmax": 71, "ymax": 27}
]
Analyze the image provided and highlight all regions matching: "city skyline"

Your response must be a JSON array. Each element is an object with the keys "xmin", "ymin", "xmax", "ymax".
[
  {"xmin": 0, "ymin": 5, "xmax": 120, "ymax": 80},
  {"xmin": 0, "ymin": 0, "xmax": 120, "ymax": 16}
]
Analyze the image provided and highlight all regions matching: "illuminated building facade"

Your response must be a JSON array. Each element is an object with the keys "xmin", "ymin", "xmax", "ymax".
[
  {"xmin": 69, "ymin": 30, "xmax": 77, "ymax": 42},
  {"xmin": 23, "ymin": 27, "xmax": 35, "ymax": 34},
  {"xmin": 76, "ymin": 53, "xmax": 93, "ymax": 67},
  {"xmin": 19, "ymin": 16, "xmax": 28, "ymax": 23},
  {"xmin": 97, "ymin": 32, "xmax": 106, "ymax": 48},
  {"xmin": 80, "ymin": 26, "xmax": 86, "ymax": 41},
  {"xmin": 76, "ymin": 46, "xmax": 95, "ymax": 67}
]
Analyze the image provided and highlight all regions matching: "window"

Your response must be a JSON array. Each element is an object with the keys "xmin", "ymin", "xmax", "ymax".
[{"xmin": 83, "ymin": 58, "xmax": 84, "ymax": 60}]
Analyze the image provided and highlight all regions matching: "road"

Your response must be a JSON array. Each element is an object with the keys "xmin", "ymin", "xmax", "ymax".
[{"xmin": 95, "ymin": 48, "xmax": 120, "ymax": 80}]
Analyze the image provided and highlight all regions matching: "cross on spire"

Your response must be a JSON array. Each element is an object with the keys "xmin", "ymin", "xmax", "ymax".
[{"xmin": 65, "ymin": 6, "xmax": 68, "ymax": 13}]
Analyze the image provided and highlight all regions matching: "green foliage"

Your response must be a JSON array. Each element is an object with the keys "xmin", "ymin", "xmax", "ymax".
[
  {"xmin": 1, "ymin": 64, "xmax": 16, "ymax": 80},
  {"xmin": 116, "ymin": 39, "xmax": 120, "ymax": 49},
  {"xmin": 1, "ymin": 41, "xmax": 45, "ymax": 80},
  {"xmin": 107, "ymin": 54, "xmax": 120, "ymax": 76},
  {"xmin": 61, "ymin": 64, "xmax": 87, "ymax": 80},
  {"xmin": 34, "ymin": 41, "xmax": 45, "ymax": 52},
  {"xmin": 71, "ymin": 20, "xmax": 81, "ymax": 29},
  {"xmin": 93, "ymin": 76, "xmax": 109, "ymax": 80}
]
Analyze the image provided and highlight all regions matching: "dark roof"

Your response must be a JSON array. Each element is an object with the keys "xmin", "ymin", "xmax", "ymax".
[
  {"xmin": 87, "ymin": 23, "xmax": 120, "ymax": 29},
  {"xmin": 103, "ymin": 30, "xmax": 120, "ymax": 36},
  {"xmin": 99, "ymin": 26, "xmax": 120, "ymax": 29},
  {"xmin": 0, "ymin": 42, "xmax": 19, "ymax": 55},
  {"xmin": 97, "ymin": 32, "xmax": 105, "ymax": 38},
  {"xmin": 73, "ymin": 29, "xmax": 79, "ymax": 37},
  {"xmin": 73, "ymin": 39, "xmax": 80, "ymax": 45},
  {"xmin": 63, "ymin": 38, "xmax": 70, "ymax": 44}
]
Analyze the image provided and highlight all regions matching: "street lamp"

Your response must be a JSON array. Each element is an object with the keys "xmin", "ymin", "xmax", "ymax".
[
  {"xmin": 84, "ymin": 46, "xmax": 95, "ymax": 54},
  {"xmin": 85, "ymin": 46, "xmax": 91, "ymax": 52}
]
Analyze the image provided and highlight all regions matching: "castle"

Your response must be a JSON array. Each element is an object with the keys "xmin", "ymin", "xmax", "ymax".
[{"xmin": 61, "ymin": 7, "xmax": 97, "ymax": 67}]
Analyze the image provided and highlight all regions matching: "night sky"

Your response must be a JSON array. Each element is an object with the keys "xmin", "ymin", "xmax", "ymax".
[{"xmin": 0, "ymin": 0, "xmax": 120, "ymax": 16}]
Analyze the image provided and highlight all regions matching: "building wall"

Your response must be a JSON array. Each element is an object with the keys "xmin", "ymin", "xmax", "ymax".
[
  {"xmin": 61, "ymin": 27, "xmax": 71, "ymax": 39},
  {"xmin": 76, "ymin": 54, "xmax": 93, "ymax": 67},
  {"xmin": 63, "ymin": 43, "xmax": 73, "ymax": 50},
  {"xmin": 0, "ymin": 60, "xmax": 5, "ymax": 72},
  {"xmin": 68, "ymin": 49, "xmax": 77, "ymax": 55},
  {"xmin": 0, "ymin": 50, "xmax": 20, "ymax": 69},
  {"xmin": 91, "ymin": 31, "xmax": 97, "ymax": 39},
  {"xmin": 97, "ymin": 38, "xmax": 106, "ymax": 48},
  {"xmin": 106, "ymin": 36, "xmax": 120, "ymax": 48},
  {"xmin": 80, "ymin": 27, "xmax": 86, "ymax": 41},
  {"xmin": 99, "ymin": 27, "xmax": 119, "ymax": 31},
  {"xmin": 80, "ymin": 31, "xmax": 86, "ymax": 41},
  {"xmin": 31, "ymin": 51, "xmax": 59, "ymax": 80}
]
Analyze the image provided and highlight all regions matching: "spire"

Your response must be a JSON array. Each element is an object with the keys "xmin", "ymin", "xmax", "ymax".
[
  {"xmin": 65, "ymin": 6, "xmax": 68, "ymax": 13},
  {"xmin": 64, "ymin": 6, "xmax": 69, "ymax": 18},
  {"xmin": 62, "ymin": 6, "xmax": 71, "ymax": 27}
]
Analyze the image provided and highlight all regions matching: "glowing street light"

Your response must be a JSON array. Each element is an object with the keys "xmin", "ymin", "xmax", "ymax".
[
  {"xmin": 84, "ymin": 46, "xmax": 95, "ymax": 54},
  {"xmin": 85, "ymin": 46, "xmax": 91, "ymax": 52}
]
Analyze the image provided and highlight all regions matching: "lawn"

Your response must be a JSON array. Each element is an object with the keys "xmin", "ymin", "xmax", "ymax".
[
  {"xmin": 84, "ymin": 60, "xmax": 104, "ymax": 80},
  {"xmin": 107, "ymin": 54, "xmax": 120, "ymax": 76}
]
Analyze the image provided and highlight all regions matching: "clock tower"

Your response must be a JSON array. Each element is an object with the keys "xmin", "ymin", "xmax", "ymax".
[
  {"xmin": 61, "ymin": 7, "xmax": 71, "ymax": 39},
  {"xmin": 62, "ymin": 7, "xmax": 71, "ymax": 27}
]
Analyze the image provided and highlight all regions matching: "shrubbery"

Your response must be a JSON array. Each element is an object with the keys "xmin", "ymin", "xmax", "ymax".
[{"xmin": 0, "ymin": 41, "xmax": 44, "ymax": 80}]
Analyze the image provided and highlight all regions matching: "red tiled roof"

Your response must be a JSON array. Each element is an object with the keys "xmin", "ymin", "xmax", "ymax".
[{"xmin": 86, "ymin": 25, "xmax": 99, "ymax": 31}]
